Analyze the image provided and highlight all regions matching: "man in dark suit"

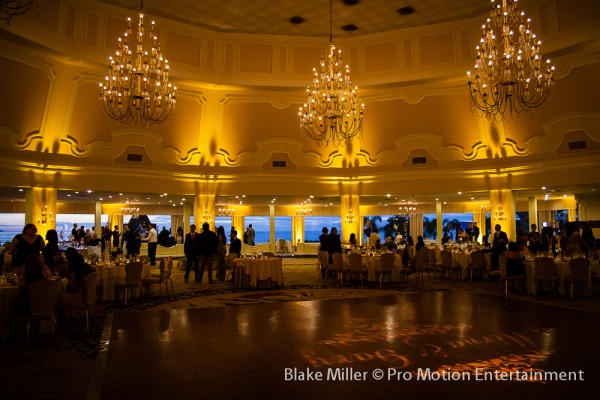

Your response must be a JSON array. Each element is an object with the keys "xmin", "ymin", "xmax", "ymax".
[
  {"xmin": 491, "ymin": 224, "xmax": 508, "ymax": 270},
  {"xmin": 184, "ymin": 224, "xmax": 200, "ymax": 283},
  {"xmin": 229, "ymin": 230, "xmax": 242, "ymax": 257},
  {"xmin": 197, "ymin": 223, "xmax": 218, "ymax": 284}
]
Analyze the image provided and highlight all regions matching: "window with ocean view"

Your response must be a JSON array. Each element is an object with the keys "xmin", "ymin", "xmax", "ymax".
[
  {"xmin": 304, "ymin": 216, "xmax": 341, "ymax": 242},
  {"xmin": 0, "ymin": 213, "xmax": 25, "ymax": 244}
]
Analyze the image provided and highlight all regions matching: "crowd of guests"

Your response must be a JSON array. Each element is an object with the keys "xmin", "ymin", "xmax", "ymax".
[{"xmin": 2, "ymin": 224, "xmax": 97, "ymax": 327}]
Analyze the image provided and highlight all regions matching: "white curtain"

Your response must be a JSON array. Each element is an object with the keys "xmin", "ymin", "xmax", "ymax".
[
  {"xmin": 410, "ymin": 214, "xmax": 424, "ymax": 238},
  {"xmin": 171, "ymin": 215, "xmax": 183, "ymax": 242}
]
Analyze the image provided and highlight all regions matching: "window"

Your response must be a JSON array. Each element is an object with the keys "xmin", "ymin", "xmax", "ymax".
[
  {"xmin": 244, "ymin": 216, "xmax": 270, "ymax": 243},
  {"xmin": 275, "ymin": 216, "xmax": 292, "ymax": 241},
  {"xmin": 363, "ymin": 214, "xmax": 407, "ymax": 243},
  {"xmin": 0, "ymin": 213, "xmax": 25, "ymax": 244},
  {"xmin": 214, "ymin": 217, "xmax": 233, "ymax": 236},
  {"xmin": 304, "ymin": 216, "xmax": 341, "ymax": 242}
]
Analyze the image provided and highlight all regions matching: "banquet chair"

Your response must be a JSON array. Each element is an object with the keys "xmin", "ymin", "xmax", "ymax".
[
  {"xmin": 498, "ymin": 255, "xmax": 525, "ymax": 296},
  {"xmin": 11, "ymin": 279, "xmax": 60, "ymax": 347},
  {"xmin": 413, "ymin": 249, "xmax": 427, "ymax": 285},
  {"xmin": 377, "ymin": 253, "xmax": 396, "ymax": 287},
  {"xmin": 115, "ymin": 262, "xmax": 144, "ymax": 304},
  {"xmin": 468, "ymin": 250, "xmax": 486, "ymax": 282},
  {"xmin": 329, "ymin": 253, "xmax": 348, "ymax": 284},
  {"xmin": 278, "ymin": 238, "xmax": 288, "ymax": 254},
  {"xmin": 565, "ymin": 258, "xmax": 590, "ymax": 300},
  {"xmin": 318, "ymin": 250, "xmax": 330, "ymax": 281},
  {"xmin": 427, "ymin": 248, "xmax": 440, "ymax": 278},
  {"xmin": 225, "ymin": 253, "xmax": 239, "ymax": 282},
  {"xmin": 440, "ymin": 250, "xmax": 458, "ymax": 280},
  {"xmin": 347, "ymin": 253, "xmax": 367, "ymax": 286},
  {"xmin": 142, "ymin": 259, "xmax": 169, "ymax": 300},
  {"xmin": 65, "ymin": 271, "xmax": 99, "ymax": 334},
  {"xmin": 533, "ymin": 257, "xmax": 558, "ymax": 296}
]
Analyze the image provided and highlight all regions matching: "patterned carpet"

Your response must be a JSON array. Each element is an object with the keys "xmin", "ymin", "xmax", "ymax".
[{"xmin": 1, "ymin": 256, "xmax": 599, "ymax": 400}]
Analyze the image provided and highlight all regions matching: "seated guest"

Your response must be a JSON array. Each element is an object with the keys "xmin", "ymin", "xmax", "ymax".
[
  {"xmin": 517, "ymin": 239, "xmax": 530, "ymax": 257},
  {"xmin": 58, "ymin": 250, "xmax": 95, "ymax": 312},
  {"xmin": 415, "ymin": 235, "xmax": 425, "ymax": 252},
  {"xmin": 441, "ymin": 234, "xmax": 452, "ymax": 245},
  {"xmin": 21, "ymin": 254, "xmax": 52, "ymax": 286},
  {"xmin": 348, "ymin": 233, "xmax": 358, "ymax": 249},
  {"xmin": 50, "ymin": 249, "xmax": 68, "ymax": 277},
  {"xmin": 382, "ymin": 235, "xmax": 397, "ymax": 251}
]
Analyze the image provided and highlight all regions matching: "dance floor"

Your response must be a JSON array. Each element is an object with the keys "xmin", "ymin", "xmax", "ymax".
[{"xmin": 88, "ymin": 290, "xmax": 598, "ymax": 399}]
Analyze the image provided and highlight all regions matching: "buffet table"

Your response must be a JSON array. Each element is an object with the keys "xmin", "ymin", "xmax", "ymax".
[{"xmin": 233, "ymin": 257, "xmax": 284, "ymax": 289}]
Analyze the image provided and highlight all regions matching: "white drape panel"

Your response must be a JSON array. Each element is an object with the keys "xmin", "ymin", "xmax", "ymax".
[
  {"xmin": 410, "ymin": 214, "xmax": 424, "ymax": 238},
  {"xmin": 171, "ymin": 215, "xmax": 183, "ymax": 236}
]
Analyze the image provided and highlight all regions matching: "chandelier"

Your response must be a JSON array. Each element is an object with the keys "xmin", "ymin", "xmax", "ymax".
[
  {"xmin": 493, "ymin": 204, "xmax": 507, "ymax": 221},
  {"xmin": 121, "ymin": 206, "xmax": 140, "ymax": 218},
  {"xmin": 398, "ymin": 205, "xmax": 417, "ymax": 217},
  {"xmin": 201, "ymin": 209, "xmax": 212, "ymax": 225},
  {"xmin": 217, "ymin": 207, "xmax": 235, "ymax": 217},
  {"xmin": 344, "ymin": 209, "xmax": 356, "ymax": 224},
  {"xmin": 99, "ymin": 1, "xmax": 176, "ymax": 125},
  {"xmin": 37, "ymin": 204, "xmax": 54, "ymax": 225},
  {"xmin": 298, "ymin": 0, "xmax": 364, "ymax": 146},
  {"xmin": 296, "ymin": 206, "xmax": 312, "ymax": 217},
  {"xmin": 0, "ymin": 0, "xmax": 33, "ymax": 25},
  {"xmin": 467, "ymin": 0, "xmax": 554, "ymax": 119}
]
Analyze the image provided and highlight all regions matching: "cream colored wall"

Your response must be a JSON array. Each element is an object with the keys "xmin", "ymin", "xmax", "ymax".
[{"xmin": 0, "ymin": 0, "xmax": 599, "ymax": 218}]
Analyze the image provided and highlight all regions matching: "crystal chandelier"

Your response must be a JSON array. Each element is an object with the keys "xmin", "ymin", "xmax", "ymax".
[
  {"xmin": 217, "ymin": 207, "xmax": 235, "ymax": 217},
  {"xmin": 493, "ymin": 204, "xmax": 507, "ymax": 221},
  {"xmin": 99, "ymin": 1, "xmax": 176, "ymax": 125},
  {"xmin": 296, "ymin": 206, "xmax": 312, "ymax": 217},
  {"xmin": 398, "ymin": 205, "xmax": 417, "ymax": 217},
  {"xmin": 298, "ymin": 0, "xmax": 364, "ymax": 146},
  {"xmin": 467, "ymin": 0, "xmax": 554, "ymax": 119},
  {"xmin": 121, "ymin": 206, "xmax": 140, "ymax": 218},
  {"xmin": 201, "ymin": 209, "xmax": 212, "ymax": 225},
  {"xmin": 344, "ymin": 209, "xmax": 356, "ymax": 224}
]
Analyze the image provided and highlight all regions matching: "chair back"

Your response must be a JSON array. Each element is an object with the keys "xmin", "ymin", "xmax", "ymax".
[
  {"xmin": 84, "ymin": 272, "xmax": 98, "ymax": 305},
  {"xmin": 278, "ymin": 238, "xmax": 287, "ymax": 253},
  {"xmin": 330, "ymin": 252, "xmax": 343, "ymax": 272},
  {"xmin": 533, "ymin": 257, "xmax": 556, "ymax": 280},
  {"xmin": 318, "ymin": 251, "xmax": 330, "ymax": 268},
  {"xmin": 428, "ymin": 248, "xmax": 437, "ymax": 265},
  {"xmin": 125, "ymin": 262, "xmax": 144, "ymax": 284},
  {"xmin": 27, "ymin": 279, "xmax": 59, "ymax": 315},
  {"xmin": 569, "ymin": 258, "xmax": 590, "ymax": 282},
  {"xmin": 164, "ymin": 257, "xmax": 173, "ymax": 279},
  {"xmin": 227, "ymin": 253, "xmax": 239, "ymax": 268},
  {"xmin": 470, "ymin": 251, "xmax": 485, "ymax": 268},
  {"xmin": 414, "ymin": 251, "xmax": 426, "ymax": 272},
  {"xmin": 347, "ymin": 253, "xmax": 363, "ymax": 273},
  {"xmin": 441, "ymin": 250, "xmax": 452, "ymax": 268},
  {"xmin": 499, "ymin": 255, "xmax": 507, "ymax": 278},
  {"xmin": 380, "ymin": 253, "xmax": 395, "ymax": 272}
]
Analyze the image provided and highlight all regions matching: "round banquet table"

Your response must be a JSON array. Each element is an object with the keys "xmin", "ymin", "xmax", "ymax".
[{"xmin": 233, "ymin": 257, "xmax": 284, "ymax": 289}]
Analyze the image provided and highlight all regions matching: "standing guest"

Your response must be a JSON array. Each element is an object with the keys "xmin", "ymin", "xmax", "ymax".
[
  {"xmin": 8, "ymin": 223, "xmax": 46, "ymax": 268},
  {"xmin": 327, "ymin": 227, "xmax": 342, "ymax": 265},
  {"xmin": 491, "ymin": 224, "xmax": 508, "ymax": 271},
  {"xmin": 465, "ymin": 223, "xmax": 473, "ymax": 242},
  {"xmin": 560, "ymin": 222, "xmax": 586, "ymax": 257},
  {"xmin": 581, "ymin": 222, "xmax": 596, "ymax": 256},
  {"xmin": 247, "ymin": 224, "xmax": 256, "ymax": 246},
  {"xmin": 229, "ymin": 229, "xmax": 242, "ymax": 258},
  {"xmin": 319, "ymin": 227, "xmax": 330, "ymax": 279},
  {"xmin": 71, "ymin": 223, "xmax": 79, "ymax": 240},
  {"xmin": 158, "ymin": 226, "xmax": 170, "ymax": 247},
  {"xmin": 42, "ymin": 229, "xmax": 60, "ymax": 272},
  {"xmin": 197, "ymin": 223, "xmax": 218, "ymax": 284},
  {"xmin": 368, "ymin": 229, "xmax": 381, "ymax": 249},
  {"xmin": 415, "ymin": 235, "xmax": 425, "ymax": 252},
  {"xmin": 216, "ymin": 226, "xmax": 227, "ymax": 281},
  {"xmin": 471, "ymin": 222, "xmax": 480, "ymax": 243},
  {"xmin": 527, "ymin": 224, "xmax": 541, "ymax": 255},
  {"xmin": 144, "ymin": 223, "xmax": 158, "ymax": 266},
  {"xmin": 184, "ymin": 224, "xmax": 200, "ymax": 283},
  {"xmin": 78, "ymin": 226, "xmax": 86, "ymax": 243},
  {"xmin": 122, "ymin": 226, "xmax": 132, "ymax": 258},
  {"xmin": 111, "ymin": 225, "xmax": 120, "ymax": 256}
]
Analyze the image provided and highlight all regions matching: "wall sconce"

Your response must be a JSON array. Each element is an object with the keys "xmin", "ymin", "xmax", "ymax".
[
  {"xmin": 37, "ymin": 204, "xmax": 54, "ymax": 225},
  {"xmin": 201, "ymin": 209, "xmax": 212, "ymax": 224}
]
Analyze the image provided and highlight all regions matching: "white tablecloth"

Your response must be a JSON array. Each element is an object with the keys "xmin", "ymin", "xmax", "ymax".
[
  {"xmin": 525, "ymin": 259, "xmax": 600, "ymax": 296},
  {"xmin": 342, "ymin": 253, "xmax": 403, "ymax": 282},
  {"xmin": 233, "ymin": 257, "xmax": 284, "ymax": 288},
  {"xmin": 435, "ymin": 250, "xmax": 472, "ymax": 279},
  {"xmin": 94, "ymin": 263, "xmax": 152, "ymax": 301}
]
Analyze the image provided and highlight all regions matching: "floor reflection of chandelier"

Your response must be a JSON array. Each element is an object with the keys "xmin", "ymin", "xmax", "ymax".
[
  {"xmin": 298, "ymin": 0, "xmax": 364, "ymax": 146},
  {"xmin": 99, "ymin": 1, "xmax": 176, "ymax": 125},
  {"xmin": 467, "ymin": 0, "xmax": 554, "ymax": 119}
]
